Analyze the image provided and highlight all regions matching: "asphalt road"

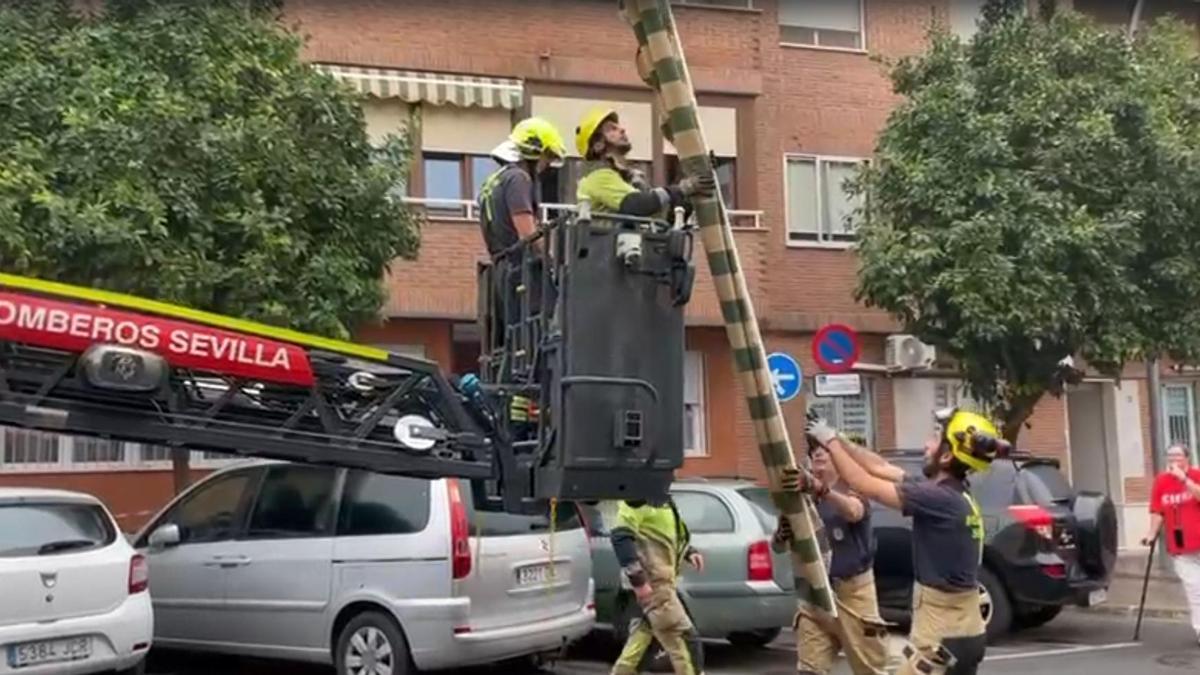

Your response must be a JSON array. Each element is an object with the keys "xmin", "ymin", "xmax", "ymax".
[{"xmin": 146, "ymin": 609, "xmax": 1199, "ymax": 674}]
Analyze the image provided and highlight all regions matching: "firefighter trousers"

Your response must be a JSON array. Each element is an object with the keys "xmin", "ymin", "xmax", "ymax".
[
  {"xmin": 795, "ymin": 569, "xmax": 890, "ymax": 675},
  {"xmin": 897, "ymin": 583, "xmax": 987, "ymax": 675},
  {"xmin": 611, "ymin": 583, "xmax": 703, "ymax": 675}
]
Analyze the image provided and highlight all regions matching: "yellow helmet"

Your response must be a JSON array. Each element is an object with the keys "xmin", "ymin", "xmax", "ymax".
[
  {"xmin": 575, "ymin": 107, "xmax": 618, "ymax": 158},
  {"xmin": 507, "ymin": 117, "xmax": 566, "ymax": 166},
  {"xmin": 934, "ymin": 407, "xmax": 1007, "ymax": 473}
]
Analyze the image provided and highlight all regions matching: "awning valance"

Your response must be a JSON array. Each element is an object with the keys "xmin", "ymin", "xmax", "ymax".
[{"xmin": 316, "ymin": 64, "xmax": 523, "ymax": 110}]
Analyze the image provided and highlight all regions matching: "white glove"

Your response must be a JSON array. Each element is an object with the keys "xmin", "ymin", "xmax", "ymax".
[{"xmin": 806, "ymin": 416, "xmax": 838, "ymax": 445}]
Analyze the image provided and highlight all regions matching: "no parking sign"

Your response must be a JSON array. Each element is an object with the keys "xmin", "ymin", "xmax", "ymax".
[{"xmin": 812, "ymin": 324, "xmax": 861, "ymax": 374}]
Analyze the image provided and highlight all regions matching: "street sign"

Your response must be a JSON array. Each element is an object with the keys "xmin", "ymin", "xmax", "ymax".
[
  {"xmin": 812, "ymin": 324, "xmax": 861, "ymax": 374},
  {"xmin": 767, "ymin": 352, "xmax": 803, "ymax": 402},
  {"xmin": 815, "ymin": 373, "xmax": 862, "ymax": 397}
]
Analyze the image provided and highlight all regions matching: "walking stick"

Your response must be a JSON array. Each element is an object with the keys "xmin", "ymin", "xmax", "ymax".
[{"xmin": 1133, "ymin": 534, "xmax": 1158, "ymax": 642}]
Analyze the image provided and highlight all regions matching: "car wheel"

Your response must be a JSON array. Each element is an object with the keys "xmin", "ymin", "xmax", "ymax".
[
  {"xmin": 336, "ymin": 610, "xmax": 411, "ymax": 675},
  {"xmin": 978, "ymin": 567, "xmax": 1012, "ymax": 641},
  {"xmin": 1015, "ymin": 604, "xmax": 1063, "ymax": 630},
  {"xmin": 727, "ymin": 628, "xmax": 781, "ymax": 649}
]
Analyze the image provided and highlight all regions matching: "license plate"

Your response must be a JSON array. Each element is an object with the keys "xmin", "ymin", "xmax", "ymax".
[
  {"xmin": 516, "ymin": 564, "xmax": 554, "ymax": 586},
  {"xmin": 1088, "ymin": 589, "xmax": 1107, "ymax": 606},
  {"xmin": 7, "ymin": 636, "xmax": 91, "ymax": 668}
]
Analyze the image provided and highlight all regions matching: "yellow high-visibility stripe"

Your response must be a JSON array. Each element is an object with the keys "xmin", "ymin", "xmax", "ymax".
[{"xmin": 0, "ymin": 273, "xmax": 390, "ymax": 362}]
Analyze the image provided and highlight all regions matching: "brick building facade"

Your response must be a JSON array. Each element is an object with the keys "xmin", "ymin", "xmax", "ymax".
[{"xmin": 3, "ymin": 0, "xmax": 1199, "ymax": 549}]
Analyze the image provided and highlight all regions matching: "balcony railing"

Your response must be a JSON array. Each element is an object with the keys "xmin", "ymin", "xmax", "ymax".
[{"xmin": 402, "ymin": 197, "xmax": 764, "ymax": 230}]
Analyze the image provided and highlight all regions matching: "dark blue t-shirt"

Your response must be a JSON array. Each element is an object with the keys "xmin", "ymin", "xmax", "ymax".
[
  {"xmin": 818, "ymin": 488, "xmax": 875, "ymax": 580},
  {"xmin": 897, "ymin": 475, "xmax": 982, "ymax": 591}
]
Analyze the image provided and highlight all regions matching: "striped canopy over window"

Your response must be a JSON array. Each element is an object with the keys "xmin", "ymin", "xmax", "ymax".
[{"xmin": 315, "ymin": 64, "xmax": 524, "ymax": 110}]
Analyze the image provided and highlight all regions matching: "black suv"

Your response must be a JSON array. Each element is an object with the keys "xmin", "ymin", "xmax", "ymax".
[{"xmin": 871, "ymin": 451, "xmax": 1118, "ymax": 640}]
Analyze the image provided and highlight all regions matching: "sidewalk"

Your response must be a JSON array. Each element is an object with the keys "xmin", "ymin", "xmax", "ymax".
[{"xmin": 1083, "ymin": 549, "xmax": 1191, "ymax": 621}]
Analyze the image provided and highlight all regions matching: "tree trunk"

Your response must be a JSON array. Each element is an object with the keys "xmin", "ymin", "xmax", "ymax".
[
  {"xmin": 1001, "ymin": 391, "xmax": 1043, "ymax": 445},
  {"xmin": 171, "ymin": 447, "xmax": 191, "ymax": 494}
]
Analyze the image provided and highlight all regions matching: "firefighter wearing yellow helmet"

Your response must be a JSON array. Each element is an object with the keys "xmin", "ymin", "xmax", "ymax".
[
  {"xmin": 807, "ymin": 406, "xmax": 1010, "ymax": 675},
  {"xmin": 574, "ymin": 107, "xmax": 715, "ymax": 217}
]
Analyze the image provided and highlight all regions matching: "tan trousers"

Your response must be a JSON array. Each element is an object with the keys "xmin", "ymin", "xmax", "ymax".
[
  {"xmin": 611, "ymin": 540, "xmax": 702, "ymax": 675},
  {"xmin": 897, "ymin": 583, "xmax": 987, "ymax": 675},
  {"xmin": 795, "ymin": 569, "xmax": 890, "ymax": 675}
]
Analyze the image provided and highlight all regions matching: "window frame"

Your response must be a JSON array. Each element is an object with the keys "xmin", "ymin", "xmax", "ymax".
[
  {"xmin": 805, "ymin": 378, "xmax": 876, "ymax": 449},
  {"xmin": 241, "ymin": 464, "xmax": 342, "ymax": 542},
  {"xmin": 777, "ymin": 0, "xmax": 868, "ymax": 54},
  {"xmin": 137, "ymin": 467, "xmax": 265, "ymax": 548},
  {"xmin": 1162, "ymin": 382, "xmax": 1200, "ymax": 465},
  {"xmin": 783, "ymin": 153, "xmax": 868, "ymax": 249},
  {"xmin": 684, "ymin": 350, "xmax": 709, "ymax": 459},
  {"xmin": 335, "ymin": 470, "xmax": 433, "ymax": 538}
]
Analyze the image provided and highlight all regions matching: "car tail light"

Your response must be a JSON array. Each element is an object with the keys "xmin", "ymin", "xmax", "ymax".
[
  {"xmin": 747, "ymin": 540, "xmax": 773, "ymax": 581},
  {"xmin": 447, "ymin": 480, "xmax": 472, "ymax": 580},
  {"xmin": 1041, "ymin": 563, "xmax": 1067, "ymax": 579},
  {"xmin": 1009, "ymin": 505, "xmax": 1054, "ymax": 541},
  {"xmin": 128, "ymin": 554, "xmax": 149, "ymax": 594}
]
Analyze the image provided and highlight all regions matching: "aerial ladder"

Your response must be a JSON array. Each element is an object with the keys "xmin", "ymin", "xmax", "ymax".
[{"xmin": 0, "ymin": 0, "xmax": 835, "ymax": 617}]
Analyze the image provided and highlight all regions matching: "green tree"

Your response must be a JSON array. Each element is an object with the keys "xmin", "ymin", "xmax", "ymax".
[
  {"xmin": 852, "ymin": 1, "xmax": 1200, "ymax": 442},
  {"xmin": 0, "ymin": 0, "xmax": 419, "ymax": 484}
]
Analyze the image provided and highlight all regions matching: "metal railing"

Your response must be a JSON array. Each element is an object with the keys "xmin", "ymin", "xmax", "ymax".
[{"xmin": 401, "ymin": 197, "xmax": 765, "ymax": 230}]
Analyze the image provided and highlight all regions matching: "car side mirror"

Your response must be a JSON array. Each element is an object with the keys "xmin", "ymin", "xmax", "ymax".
[{"xmin": 149, "ymin": 523, "xmax": 181, "ymax": 549}]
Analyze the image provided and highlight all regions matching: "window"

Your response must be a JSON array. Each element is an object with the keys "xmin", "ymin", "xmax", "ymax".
[
  {"xmin": 162, "ymin": 470, "xmax": 257, "ymax": 544},
  {"xmin": 935, "ymin": 380, "xmax": 979, "ymax": 411},
  {"xmin": 949, "ymin": 0, "xmax": 988, "ymax": 39},
  {"xmin": 672, "ymin": 491, "xmax": 735, "ymax": 533},
  {"xmin": 420, "ymin": 152, "xmax": 502, "ymax": 218},
  {"xmin": 779, "ymin": 0, "xmax": 864, "ymax": 50},
  {"xmin": 246, "ymin": 465, "xmax": 337, "ymax": 539},
  {"xmin": 786, "ymin": 155, "xmax": 865, "ymax": 245},
  {"xmin": 471, "ymin": 155, "xmax": 499, "ymax": 200},
  {"xmin": 2, "ymin": 428, "xmax": 61, "ymax": 466},
  {"xmin": 423, "ymin": 154, "xmax": 464, "ymax": 202},
  {"xmin": 0, "ymin": 502, "xmax": 116, "ymax": 558},
  {"xmin": 736, "ymin": 486, "xmax": 778, "ymax": 533},
  {"xmin": 684, "ymin": 351, "xmax": 707, "ymax": 458},
  {"xmin": 71, "ymin": 437, "xmax": 125, "ymax": 464},
  {"xmin": 1163, "ymin": 384, "xmax": 1198, "ymax": 463},
  {"xmin": 141, "ymin": 445, "xmax": 175, "ymax": 463},
  {"xmin": 806, "ymin": 381, "xmax": 875, "ymax": 448},
  {"xmin": 338, "ymin": 471, "xmax": 431, "ymax": 536}
]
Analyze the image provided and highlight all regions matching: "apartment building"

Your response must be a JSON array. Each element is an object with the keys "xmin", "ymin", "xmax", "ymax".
[{"xmin": 2, "ymin": 0, "xmax": 1198, "ymax": 546}]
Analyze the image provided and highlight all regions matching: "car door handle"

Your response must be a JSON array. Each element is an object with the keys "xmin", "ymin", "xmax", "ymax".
[{"xmin": 206, "ymin": 555, "xmax": 252, "ymax": 568}]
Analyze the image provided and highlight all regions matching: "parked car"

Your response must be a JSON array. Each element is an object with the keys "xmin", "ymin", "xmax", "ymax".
[
  {"xmin": 0, "ymin": 487, "xmax": 153, "ymax": 675},
  {"xmin": 582, "ymin": 478, "xmax": 794, "ymax": 670},
  {"xmin": 871, "ymin": 451, "xmax": 1118, "ymax": 639},
  {"xmin": 134, "ymin": 459, "xmax": 594, "ymax": 675}
]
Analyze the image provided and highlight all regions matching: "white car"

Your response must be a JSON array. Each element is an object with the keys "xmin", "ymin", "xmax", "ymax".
[{"xmin": 0, "ymin": 488, "xmax": 153, "ymax": 675}]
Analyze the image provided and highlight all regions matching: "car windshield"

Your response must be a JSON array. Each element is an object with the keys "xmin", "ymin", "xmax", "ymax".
[
  {"xmin": 1020, "ymin": 464, "xmax": 1073, "ymax": 505},
  {"xmin": 736, "ymin": 486, "xmax": 778, "ymax": 532},
  {"xmin": 0, "ymin": 502, "xmax": 115, "ymax": 558}
]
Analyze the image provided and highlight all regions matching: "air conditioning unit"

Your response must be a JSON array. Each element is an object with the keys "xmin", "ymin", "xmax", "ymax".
[{"xmin": 886, "ymin": 334, "xmax": 937, "ymax": 370}]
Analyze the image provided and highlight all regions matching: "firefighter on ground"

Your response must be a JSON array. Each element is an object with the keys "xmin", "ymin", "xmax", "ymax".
[
  {"xmin": 773, "ymin": 439, "xmax": 889, "ymax": 675},
  {"xmin": 808, "ymin": 407, "xmax": 1009, "ymax": 675},
  {"xmin": 609, "ymin": 497, "xmax": 705, "ymax": 675},
  {"xmin": 574, "ymin": 107, "xmax": 715, "ymax": 217}
]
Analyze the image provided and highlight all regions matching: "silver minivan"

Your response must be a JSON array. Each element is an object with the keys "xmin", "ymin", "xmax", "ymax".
[{"xmin": 133, "ymin": 460, "xmax": 594, "ymax": 674}]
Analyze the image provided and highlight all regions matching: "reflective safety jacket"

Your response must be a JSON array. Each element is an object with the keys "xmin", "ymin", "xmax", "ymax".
[
  {"xmin": 610, "ymin": 499, "xmax": 694, "ymax": 578},
  {"xmin": 576, "ymin": 160, "xmax": 684, "ymax": 220}
]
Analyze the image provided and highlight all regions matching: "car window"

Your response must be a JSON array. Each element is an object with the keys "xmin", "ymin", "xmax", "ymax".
[
  {"xmin": 1019, "ymin": 463, "xmax": 1072, "ymax": 505},
  {"xmin": 0, "ymin": 502, "xmax": 116, "ymax": 558},
  {"xmin": 459, "ymin": 481, "xmax": 582, "ymax": 536},
  {"xmin": 337, "ymin": 471, "xmax": 431, "ymax": 536},
  {"xmin": 736, "ymin": 487, "xmax": 778, "ymax": 533},
  {"xmin": 245, "ymin": 465, "xmax": 337, "ymax": 539},
  {"xmin": 160, "ymin": 470, "xmax": 258, "ymax": 545},
  {"xmin": 673, "ymin": 491, "xmax": 735, "ymax": 533}
]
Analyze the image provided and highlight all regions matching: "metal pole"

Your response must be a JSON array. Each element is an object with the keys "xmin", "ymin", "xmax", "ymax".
[
  {"xmin": 1133, "ymin": 532, "xmax": 1157, "ymax": 641},
  {"xmin": 1146, "ymin": 358, "xmax": 1170, "ymax": 570}
]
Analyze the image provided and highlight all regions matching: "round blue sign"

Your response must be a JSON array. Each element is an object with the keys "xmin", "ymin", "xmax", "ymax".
[{"xmin": 766, "ymin": 352, "xmax": 803, "ymax": 402}]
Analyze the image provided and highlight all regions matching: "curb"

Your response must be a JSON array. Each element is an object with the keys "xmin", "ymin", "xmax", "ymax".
[{"xmin": 1067, "ymin": 605, "xmax": 1192, "ymax": 622}]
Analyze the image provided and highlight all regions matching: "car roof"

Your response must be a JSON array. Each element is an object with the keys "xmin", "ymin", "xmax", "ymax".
[
  {"xmin": 0, "ymin": 487, "xmax": 103, "ymax": 504},
  {"xmin": 673, "ymin": 477, "xmax": 764, "ymax": 489}
]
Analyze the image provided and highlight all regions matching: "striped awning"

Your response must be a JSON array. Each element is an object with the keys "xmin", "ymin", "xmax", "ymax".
[{"xmin": 316, "ymin": 64, "xmax": 523, "ymax": 110}]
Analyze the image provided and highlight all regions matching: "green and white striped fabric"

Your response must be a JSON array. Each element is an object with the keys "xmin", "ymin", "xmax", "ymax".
[{"xmin": 619, "ymin": 0, "xmax": 836, "ymax": 616}]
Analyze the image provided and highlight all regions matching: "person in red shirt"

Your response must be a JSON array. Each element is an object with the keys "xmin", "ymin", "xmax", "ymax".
[{"xmin": 1142, "ymin": 444, "xmax": 1200, "ymax": 645}]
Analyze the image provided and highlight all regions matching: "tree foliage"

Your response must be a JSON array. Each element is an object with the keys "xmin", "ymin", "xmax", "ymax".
[
  {"xmin": 0, "ymin": 0, "xmax": 419, "ymax": 340},
  {"xmin": 852, "ymin": 2, "xmax": 1200, "ymax": 440}
]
